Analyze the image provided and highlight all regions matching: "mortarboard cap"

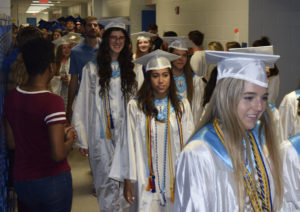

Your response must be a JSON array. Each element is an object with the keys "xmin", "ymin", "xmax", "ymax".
[
  {"xmin": 229, "ymin": 45, "xmax": 273, "ymax": 55},
  {"xmin": 65, "ymin": 16, "xmax": 75, "ymax": 23},
  {"xmin": 53, "ymin": 32, "xmax": 84, "ymax": 46},
  {"xmin": 162, "ymin": 36, "xmax": 196, "ymax": 51},
  {"xmin": 75, "ymin": 17, "xmax": 82, "ymax": 23},
  {"xmin": 98, "ymin": 17, "xmax": 130, "ymax": 30},
  {"xmin": 133, "ymin": 49, "xmax": 180, "ymax": 71},
  {"xmin": 131, "ymin": 31, "xmax": 156, "ymax": 41},
  {"xmin": 205, "ymin": 50, "xmax": 280, "ymax": 88},
  {"xmin": 57, "ymin": 17, "xmax": 66, "ymax": 22}
]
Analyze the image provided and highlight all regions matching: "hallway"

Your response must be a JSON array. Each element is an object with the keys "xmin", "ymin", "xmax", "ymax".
[{"xmin": 68, "ymin": 147, "xmax": 99, "ymax": 212}]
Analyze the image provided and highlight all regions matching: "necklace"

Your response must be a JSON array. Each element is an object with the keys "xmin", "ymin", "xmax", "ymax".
[
  {"xmin": 154, "ymin": 97, "xmax": 168, "ymax": 121},
  {"xmin": 213, "ymin": 119, "xmax": 272, "ymax": 212},
  {"xmin": 145, "ymin": 98, "xmax": 184, "ymax": 205}
]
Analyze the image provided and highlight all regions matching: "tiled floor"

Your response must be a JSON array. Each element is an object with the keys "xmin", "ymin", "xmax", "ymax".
[{"xmin": 69, "ymin": 147, "xmax": 99, "ymax": 212}]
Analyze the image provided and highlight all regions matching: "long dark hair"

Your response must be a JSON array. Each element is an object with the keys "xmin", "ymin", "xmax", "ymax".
[
  {"xmin": 97, "ymin": 27, "xmax": 137, "ymax": 97},
  {"xmin": 137, "ymin": 68, "xmax": 183, "ymax": 117},
  {"xmin": 203, "ymin": 66, "xmax": 218, "ymax": 107},
  {"xmin": 169, "ymin": 47, "xmax": 194, "ymax": 103}
]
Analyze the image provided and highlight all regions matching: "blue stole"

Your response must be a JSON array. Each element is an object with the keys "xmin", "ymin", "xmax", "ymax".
[
  {"xmin": 268, "ymin": 103, "xmax": 276, "ymax": 112},
  {"xmin": 186, "ymin": 123, "xmax": 264, "ymax": 169},
  {"xmin": 289, "ymin": 133, "xmax": 300, "ymax": 156},
  {"xmin": 296, "ymin": 89, "xmax": 300, "ymax": 99}
]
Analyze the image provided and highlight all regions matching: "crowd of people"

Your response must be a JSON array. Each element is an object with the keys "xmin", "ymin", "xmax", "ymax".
[{"xmin": 2, "ymin": 15, "xmax": 300, "ymax": 212}]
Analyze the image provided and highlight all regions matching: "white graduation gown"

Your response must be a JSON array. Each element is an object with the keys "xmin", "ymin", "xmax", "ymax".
[
  {"xmin": 110, "ymin": 98, "xmax": 194, "ymax": 212},
  {"xmin": 280, "ymin": 136, "xmax": 300, "ymax": 211},
  {"xmin": 175, "ymin": 75, "xmax": 206, "ymax": 125},
  {"xmin": 279, "ymin": 90, "xmax": 300, "ymax": 140},
  {"xmin": 269, "ymin": 103, "xmax": 284, "ymax": 144},
  {"xmin": 72, "ymin": 61, "xmax": 143, "ymax": 212},
  {"xmin": 174, "ymin": 123, "xmax": 298, "ymax": 212},
  {"xmin": 50, "ymin": 58, "xmax": 70, "ymax": 107},
  {"xmin": 190, "ymin": 51, "xmax": 208, "ymax": 77}
]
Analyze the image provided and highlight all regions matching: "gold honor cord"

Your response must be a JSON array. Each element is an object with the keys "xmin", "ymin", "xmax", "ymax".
[
  {"xmin": 104, "ymin": 91, "xmax": 128, "ymax": 140},
  {"xmin": 213, "ymin": 119, "xmax": 271, "ymax": 212},
  {"xmin": 104, "ymin": 90, "xmax": 112, "ymax": 139},
  {"xmin": 145, "ymin": 98, "xmax": 178, "ymax": 202}
]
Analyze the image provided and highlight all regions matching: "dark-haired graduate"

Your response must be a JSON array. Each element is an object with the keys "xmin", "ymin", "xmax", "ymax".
[
  {"xmin": 4, "ymin": 38, "xmax": 77, "ymax": 212},
  {"xmin": 72, "ymin": 18, "xmax": 143, "ymax": 212},
  {"xmin": 119, "ymin": 50, "xmax": 194, "ymax": 211},
  {"xmin": 163, "ymin": 36, "xmax": 206, "ymax": 124}
]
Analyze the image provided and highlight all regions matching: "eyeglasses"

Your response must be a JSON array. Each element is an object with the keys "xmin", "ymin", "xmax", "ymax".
[
  {"xmin": 109, "ymin": 36, "xmax": 126, "ymax": 42},
  {"xmin": 86, "ymin": 23, "xmax": 99, "ymax": 28}
]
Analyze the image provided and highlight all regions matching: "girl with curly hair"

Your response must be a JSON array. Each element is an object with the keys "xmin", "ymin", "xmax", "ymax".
[{"xmin": 72, "ymin": 18, "xmax": 143, "ymax": 212}]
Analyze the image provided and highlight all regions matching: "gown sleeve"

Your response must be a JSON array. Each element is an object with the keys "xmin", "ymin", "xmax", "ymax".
[
  {"xmin": 280, "ymin": 140, "xmax": 300, "ymax": 211},
  {"xmin": 174, "ymin": 141, "xmax": 217, "ymax": 212},
  {"xmin": 181, "ymin": 98, "xmax": 195, "ymax": 144},
  {"xmin": 279, "ymin": 92, "xmax": 296, "ymax": 140},
  {"xmin": 72, "ymin": 62, "xmax": 94, "ymax": 149}
]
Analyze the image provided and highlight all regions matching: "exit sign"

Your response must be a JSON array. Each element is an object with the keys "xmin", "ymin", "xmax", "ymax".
[{"xmin": 40, "ymin": 0, "xmax": 48, "ymax": 3}]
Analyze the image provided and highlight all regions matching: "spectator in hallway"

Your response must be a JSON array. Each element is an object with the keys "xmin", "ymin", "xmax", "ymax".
[
  {"xmin": 188, "ymin": 30, "xmax": 208, "ymax": 77},
  {"xmin": 4, "ymin": 37, "xmax": 77, "ymax": 212},
  {"xmin": 6, "ymin": 26, "xmax": 43, "ymax": 91},
  {"xmin": 148, "ymin": 23, "xmax": 163, "ymax": 50},
  {"xmin": 66, "ymin": 16, "xmax": 100, "ymax": 123}
]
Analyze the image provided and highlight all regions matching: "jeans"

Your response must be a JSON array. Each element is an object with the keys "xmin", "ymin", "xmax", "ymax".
[{"xmin": 14, "ymin": 171, "xmax": 73, "ymax": 212}]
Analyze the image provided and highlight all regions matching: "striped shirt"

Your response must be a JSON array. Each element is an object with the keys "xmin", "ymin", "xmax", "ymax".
[{"xmin": 4, "ymin": 87, "xmax": 70, "ymax": 181}]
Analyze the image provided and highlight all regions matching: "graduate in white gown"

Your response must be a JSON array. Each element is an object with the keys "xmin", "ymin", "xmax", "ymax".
[
  {"xmin": 279, "ymin": 89, "xmax": 300, "ymax": 140},
  {"xmin": 131, "ymin": 31, "xmax": 156, "ymax": 84},
  {"xmin": 162, "ymin": 37, "xmax": 206, "ymax": 125},
  {"xmin": 118, "ymin": 50, "xmax": 194, "ymax": 212},
  {"xmin": 175, "ymin": 50, "xmax": 288, "ymax": 211},
  {"xmin": 72, "ymin": 18, "xmax": 143, "ymax": 212}
]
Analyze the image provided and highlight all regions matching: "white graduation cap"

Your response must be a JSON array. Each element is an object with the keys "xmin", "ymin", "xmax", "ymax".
[
  {"xmin": 162, "ymin": 36, "xmax": 196, "ymax": 51},
  {"xmin": 133, "ymin": 49, "xmax": 180, "ymax": 71},
  {"xmin": 52, "ymin": 32, "xmax": 84, "ymax": 46},
  {"xmin": 229, "ymin": 45, "xmax": 273, "ymax": 55},
  {"xmin": 205, "ymin": 50, "xmax": 280, "ymax": 88},
  {"xmin": 98, "ymin": 17, "xmax": 130, "ymax": 30},
  {"xmin": 131, "ymin": 31, "xmax": 156, "ymax": 41}
]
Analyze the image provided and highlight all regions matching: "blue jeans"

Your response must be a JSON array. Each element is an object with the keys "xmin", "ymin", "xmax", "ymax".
[{"xmin": 14, "ymin": 171, "xmax": 72, "ymax": 212}]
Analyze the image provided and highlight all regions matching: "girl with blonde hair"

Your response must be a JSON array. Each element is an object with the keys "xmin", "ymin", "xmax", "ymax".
[{"xmin": 174, "ymin": 51, "xmax": 288, "ymax": 211}]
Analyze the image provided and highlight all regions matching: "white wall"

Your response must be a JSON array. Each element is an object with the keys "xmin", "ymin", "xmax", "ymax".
[
  {"xmin": 68, "ymin": 5, "xmax": 82, "ymax": 17},
  {"xmin": 156, "ymin": 0, "xmax": 249, "ymax": 48},
  {"xmin": 249, "ymin": 0, "xmax": 300, "ymax": 105},
  {"xmin": 101, "ymin": 0, "xmax": 130, "ymax": 17}
]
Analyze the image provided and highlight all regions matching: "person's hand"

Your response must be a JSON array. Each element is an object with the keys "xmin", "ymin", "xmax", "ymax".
[
  {"xmin": 79, "ymin": 148, "xmax": 89, "ymax": 157},
  {"xmin": 61, "ymin": 75, "xmax": 69, "ymax": 84},
  {"xmin": 64, "ymin": 126, "xmax": 77, "ymax": 143},
  {"xmin": 124, "ymin": 179, "xmax": 135, "ymax": 205}
]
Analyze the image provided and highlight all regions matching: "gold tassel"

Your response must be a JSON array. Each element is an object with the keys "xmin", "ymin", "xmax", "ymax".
[
  {"xmin": 106, "ymin": 127, "xmax": 112, "ymax": 139},
  {"xmin": 170, "ymin": 185, "xmax": 174, "ymax": 203},
  {"xmin": 146, "ymin": 177, "xmax": 151, "ymax": 191}
]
